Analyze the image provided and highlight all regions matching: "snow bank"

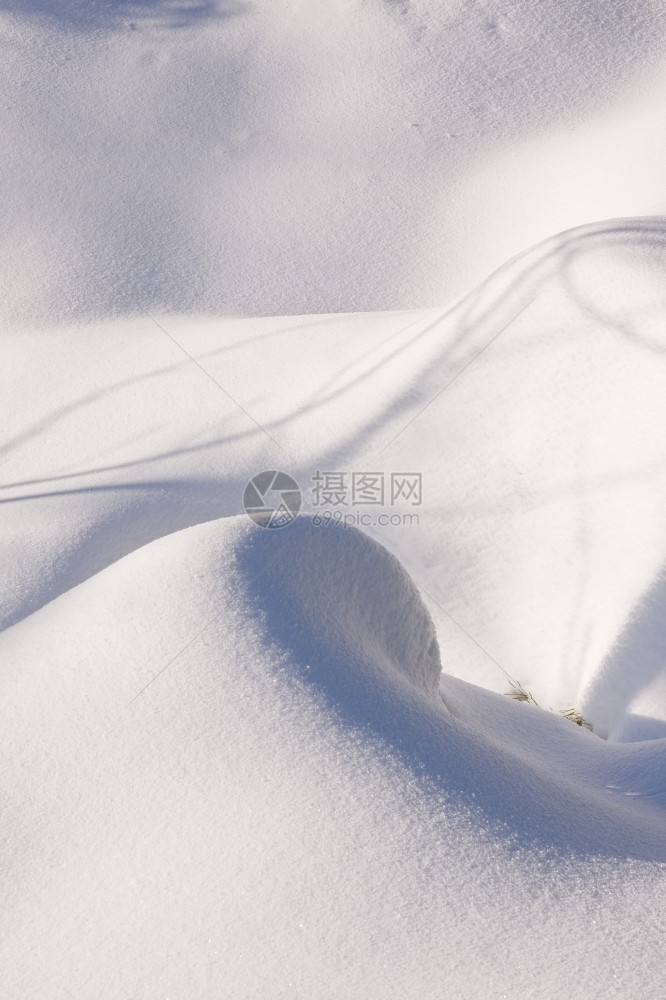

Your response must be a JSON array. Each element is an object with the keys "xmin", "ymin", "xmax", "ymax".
[
  {"xmin": 3, "ymin": 2, "xmax": 666, "ymax": 994},
  {"xmin": 238, "ymin": 514, "xmax": 442, "ymax": 699},
  {"xmin": 1, "ymin": 514, "xmax": 665, "ymax": 998},
  {"xmin": 4, "ymin": 219, "xmax": 666, "ymax": 738}
]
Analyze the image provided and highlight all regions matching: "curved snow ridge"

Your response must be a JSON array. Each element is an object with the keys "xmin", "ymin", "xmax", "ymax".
[
  {"xmin": 5, "ymin": 215, "xmax": 666, "ymax": 636},
  {"xmin": 442, "ymin": 214, "xmax": 666, "ymax": 333},
  {"xmin": 2, "ymin": 513, "xmax": 665, "ymax": 859},
  {"xmin": 0, "ymin": 514, "xmax": 442, "ymax": 707},
  {"xmin": 2, "ymin": 520, "xmax": 666, "ymax": 999},
  {"xmin": 235, "ymin": 515, "xmax": 443, "ymax": 702}
]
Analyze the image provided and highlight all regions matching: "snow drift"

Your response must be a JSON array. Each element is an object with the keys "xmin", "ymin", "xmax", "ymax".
[
  {"xmin": 4, "ymin": 218, "xmax": 666, "ymax": 738},
  {"xmin": 1, "ymin": 515, "xmax": 665, "ymax": 998},
  {"xmin": 3, "ymin": 1, "xmax": 666, "ymax": 996}
]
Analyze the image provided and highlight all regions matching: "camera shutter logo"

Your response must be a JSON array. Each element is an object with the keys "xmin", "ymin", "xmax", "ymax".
[{"xmin": 243, "ymin": 470, "xmax": 301, "ymax": 528}]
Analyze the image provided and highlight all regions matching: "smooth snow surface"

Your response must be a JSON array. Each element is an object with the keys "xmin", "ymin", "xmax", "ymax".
[
  {"xmin": 2, "ymin": 516, "xmax": 666, "ymax": 999},
  {"xmin": 3, "ymin": 0, "xmax": 666, "ymax": 322},
  {"xmin": 2, "ymin": 2, "xmax": 666, "ymax": 998}
]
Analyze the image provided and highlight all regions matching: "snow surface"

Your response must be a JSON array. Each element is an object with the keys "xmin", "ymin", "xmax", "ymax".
[{"xmin": 2, "ymin": 2, "xmax": 666, "ymax": 998}]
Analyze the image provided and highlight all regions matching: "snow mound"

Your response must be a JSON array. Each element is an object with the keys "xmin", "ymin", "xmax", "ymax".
[
  {"xmin": 0, "ymin": 513, "xmax": 443, "ymax": 727},
  {"xmin": 3, "ymin": 218, "xmax": 666, "ymax": 739},
  {"xmin": 4, "ymin": 0, "xmax": 666, "ymax": 993},
  {"xmin": 0, "ymin": 518, "xmax": 664, "ymax": 1000},
  {"xmin": 2, "ymin": 514, "xmax": 666, "ymax": 998},
  {"xmin": 237, "ymin": 515, "xmax": 442, "ymax": 700},
  {"xmin": 2, "ymin": 513, "xmax": 664, "ymax": 853}
]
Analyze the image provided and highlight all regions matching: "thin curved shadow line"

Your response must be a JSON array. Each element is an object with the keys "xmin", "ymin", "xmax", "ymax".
[
  {"xmin": 0, "ymin": 316, "xmax": 340, "ymax": 464},
  {"xmin": 140, "ymin": 307, "xmax": 293, "ymax": 460},
  {"xmin": 5, "ymin": 219, "xmax": 665, "ymax": 504},
  {"xmin": 560, "ymin": 249, "xmax": 666, "ymax": 357},
  {"xmin": 374, "ymin": 295, "xmax": 537, "ymax": 458}
]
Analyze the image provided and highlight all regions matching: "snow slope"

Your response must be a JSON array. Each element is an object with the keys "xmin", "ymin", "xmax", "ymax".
[
  {"xmin": 4, "ymin": 218, "xmax": 666, "ymax": 731},
  {"xmin": 2, "ymin": 0, "xmax": 666, "ymax": 323},
  {"xmin": 3, "ymin": 218, "xmax": 666, "ymax": 996},
  {"xmin": 2, "ymin": 1, "xmax": 666, "ymax": 997},
  {"xmin": 1, "ymin": 515, "xmax": 665, "ymax": 999}
]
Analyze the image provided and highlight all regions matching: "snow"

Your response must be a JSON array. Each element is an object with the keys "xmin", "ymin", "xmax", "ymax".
[
  {"xmin": 2, "ymin": 2, "xmax": 666, "ymax": 998},
  {"xmin": 3, "ymin": 1, "xmax": 666, "ymax": 323},
  {"xmin": 2, "ymin": 516, "xmax": 665, "ymax": 998}
]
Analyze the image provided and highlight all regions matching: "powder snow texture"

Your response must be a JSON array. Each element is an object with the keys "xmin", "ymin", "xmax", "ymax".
[
  {"xmin": 4, "ymin": 218, "xmax": 666, "ymax": 734},
  {"xmin": 2, "ymin": 220, "xmax": 666, "ymax": 999},
  {"xmin": 1, "ymin": 516, "xmax": 665, "ymax": 1000},
  {"xmin": 3, "ymin": 1, "xmax": 666, "ymax": 998},
  {"xmin": 2, "ymin": 0, "xmax": 666, "ymax": 323}
]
